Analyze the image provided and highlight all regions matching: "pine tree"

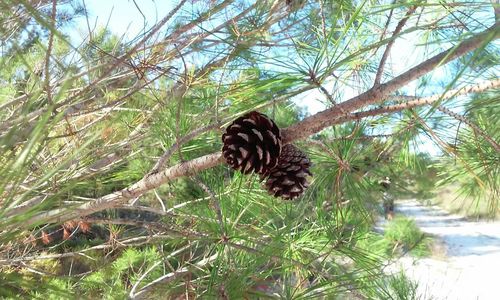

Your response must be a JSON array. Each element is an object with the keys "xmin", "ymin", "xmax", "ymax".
[{"xmin": 1, "ymin": 0, "xmax": 499, "ymax": 298}]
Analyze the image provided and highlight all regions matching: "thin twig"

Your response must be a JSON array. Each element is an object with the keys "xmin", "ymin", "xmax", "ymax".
[
  {"xmin": 374, "ymin": 5, "xmax": 418, "ymax": 86},
  {"xmin": 0, "ymin": 234, "xmax": 198, "ymax": 266},
  {"xmin": 436, "ymin": 105, "xmax": 500, "ymax": 152},
  {"xmin": 379, "ymin": 5, "xmax": 395, "ymax": 43},
  {"xmin": 191, "ymin": 176, "xmax": 226, "ymax": 236},
  {"xmin": 129, "ymin": 244, "xmax": 192, "ymax": 298},
  {"xmin": 149, "ymin": 122, "xmax": 223, "ymax": 174},
  {"xmin": 44, "ymin": 0, "xmax": 57, "ymax": 105}
]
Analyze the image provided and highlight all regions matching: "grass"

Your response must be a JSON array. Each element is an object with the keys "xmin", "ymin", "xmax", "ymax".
[
  {"xmin": 357, "ymin": 216, "xmax": 432, "ymax": 259},
  {"xmin": 383, "ymin": 217, "xmax": 432, "ymax": 258}
]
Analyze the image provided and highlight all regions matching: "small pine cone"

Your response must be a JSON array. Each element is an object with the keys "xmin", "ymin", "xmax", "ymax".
[
  {"xmin": 264, "ymin": 144, "xmax": 312, "ymax": 199},
  {"xmin": 222, "ymin": 111, "xmax": 282, "ymax": 174}
]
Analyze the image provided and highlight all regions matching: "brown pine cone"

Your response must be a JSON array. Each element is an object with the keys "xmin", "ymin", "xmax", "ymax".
[
  {"xmin": 222, "ymin": 111, "xmax": 282, "ymax": 174},
  {"xmin": 263, "ymin": 144, "xmax": 312, "ymax": 199}
]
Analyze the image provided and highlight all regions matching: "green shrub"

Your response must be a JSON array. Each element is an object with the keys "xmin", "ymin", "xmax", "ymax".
[{"xmin": 384, "ymin": 217, "xmax": 431, "ymax": 257}]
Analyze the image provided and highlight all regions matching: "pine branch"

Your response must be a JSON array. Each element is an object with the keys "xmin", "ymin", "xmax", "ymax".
[
  {"xmin": 436, "ymin": 105, "xmax": 500, "ymax": 152},
  {"xmin": 284, "ymin": 23, "xmax": 500, "ymax": 142},
  {"xmin": 327, "ymin": 79, "xmax": 500, "ymax": 151},
  {"xmin": 9, "ymin": 153, "xmax": 222, "ymax": 227},
  {"xmin": 0, "ymin": 0, "xmax": 233, "ymax": 135},
  {"xmin": 149, "ymin": 85, "xmax": 314, "ymax": 175},
  {"xmin": 191, "ymin": 176, "xmax": 225, "ymax": 235},
  {"xmin": 345, "ymin": 78, "xmax": 500, "ymax": 121},
  {"xmin": 129, "ymin": 244, "xmax": 192, "ymax": 299},
  {"xmin": 0, "ymin": 233, "xmax": 196, "ymax": 266},
  {"xmin": 159, "ymin": 2, "xmax": 257, "ymax": 59},
  {"xmin": 51, "ymin": 0, "xmax": 191, "ymax": 111},
  {"xmin": 0, "ymin": 1, "xmax": 188, "ymax": 134},
  {"xmin": 11, "ymin": 24, "xmax": 500, "ymax": 228}
]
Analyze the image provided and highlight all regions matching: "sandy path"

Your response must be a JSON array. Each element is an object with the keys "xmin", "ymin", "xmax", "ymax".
[{"xmin": 388, "ymin": 200, "xmax": 500, "ymax": 300}]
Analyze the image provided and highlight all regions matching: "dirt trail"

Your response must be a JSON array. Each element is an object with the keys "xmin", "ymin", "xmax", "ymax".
[{"xmin": 388, "ymin": 200, "xmax": 500, "ymax": 300}]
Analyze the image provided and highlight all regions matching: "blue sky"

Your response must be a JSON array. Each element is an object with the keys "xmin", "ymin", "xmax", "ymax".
[{"xmin": 74, "ymin": 0, "xmax": 174, "ymax": 42}]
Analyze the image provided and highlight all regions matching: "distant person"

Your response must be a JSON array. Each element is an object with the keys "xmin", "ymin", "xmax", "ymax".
[{"xmin": 380, "ymin": 177, "xmax": 394, "ymax": 220}]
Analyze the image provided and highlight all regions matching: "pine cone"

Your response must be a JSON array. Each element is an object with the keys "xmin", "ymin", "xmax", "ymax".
[
  {"xmin": 263, "ymin": 144, "xmax": 312, "ymax": 199},
  {"xmin": 222, "ymin": 111, "xmax": 282, "ymax": 174}
]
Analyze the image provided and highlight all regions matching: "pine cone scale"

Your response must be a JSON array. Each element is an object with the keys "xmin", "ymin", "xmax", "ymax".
[
  {"xmin": 255, "ymin": 145, "xmax": 264, "ymax": 160},
  {"xmin": 239, "ymin": 147, "xmax": 250, "ymax": 160},
  {"xmin": 251, "ymin": 129, "xmax": 264, "ymax": 141},
  {"xmin": 237, "ymin": 132, "xmax": 250, "ymax": 142},
  {"xmin": 242, "ymin": 118, "xmax": 257, "ymax": 126},
  {"xmin": 264, "ymin": 129, "xmax": 279, "ymax": 146}
]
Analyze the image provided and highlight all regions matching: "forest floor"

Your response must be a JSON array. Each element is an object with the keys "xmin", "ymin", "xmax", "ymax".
[{"xmin": 385, "ymin": 199, "xmax": 500, "ymax": 300}]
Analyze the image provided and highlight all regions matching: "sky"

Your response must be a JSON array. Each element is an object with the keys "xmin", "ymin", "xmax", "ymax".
[{"xmin": 75, "ymin": 0, "xmax": 174, "ymax": 42}]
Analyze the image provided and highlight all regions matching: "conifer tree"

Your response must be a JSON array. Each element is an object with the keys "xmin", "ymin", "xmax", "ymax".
[{"xmin": 1, "ymin": 0, "xmax": 498, "ymax": 298}]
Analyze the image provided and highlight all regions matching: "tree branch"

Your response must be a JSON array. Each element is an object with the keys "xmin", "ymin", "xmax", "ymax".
[
  {"xmin": 14, "ymin": 24, "xmax": 500, "ymax": 228},
  {"xmin": 0, "ymin": 233, "xmax": 195, "ymax": 266},
  {"xmin": 283, "ymin": 23, "xmax": 499, "ymax": 142},
  {"xmin": 336, "ymin": 78, "xmax": 500, "ymax": 124}
]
